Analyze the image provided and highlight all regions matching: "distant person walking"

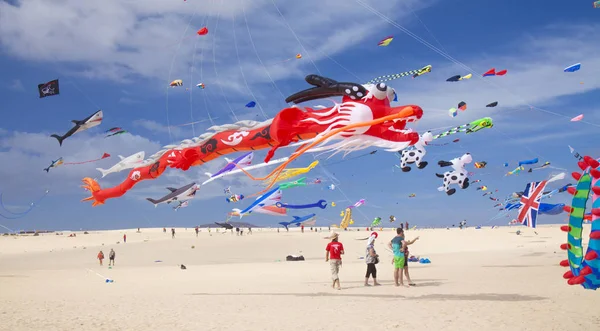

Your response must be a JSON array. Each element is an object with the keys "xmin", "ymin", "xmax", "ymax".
[
  {"xmin": 248, "ymin": 227, "xmax": 252, "ymax": 235},
  {"xmin": 171, "ymin": 228, "xmax": 175, "ymax": 239},
  {"xmin": 123, "ymin": 234, "xmax": 126, "ymax": 243},
  {"xmin": 405, "ymin": 221, "xmax": 409, "ymax": 230},
  {"xmin": 301, "ymin": 225, "xmax": 304, "ymax": 233},
  {"xmin": 195, "ymin": 226, "xmax": 199, "ymax": 237},
  {"xmin": 365, "ymin": 232, "xmax": 381, "ymax": 286},
  {"xmin": 97, "ymin": 250, "xmax": 105, "ymax": 266},
  {"xmin": 109, "ymin": 249, "xmax": 116, "ymax": 266},
  {"xmin": 163, "ymin": 228, "xmax": 166, "ymax": 233},
  {"xmin": 325, "ymin": 232, "xmax": 344, "ymax": 290},
  {"xmin": 236, "ymin": 227, "xmax": 240, "ymax": 236}
]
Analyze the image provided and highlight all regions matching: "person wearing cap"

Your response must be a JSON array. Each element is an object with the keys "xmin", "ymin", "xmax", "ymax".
[
  {"xmin": 325, "ymin": 232, "xmax": 344, "ymax": 290},
  {"xmin": 365, "ymin": 232, "xmax": 381, "ymax": 286}
]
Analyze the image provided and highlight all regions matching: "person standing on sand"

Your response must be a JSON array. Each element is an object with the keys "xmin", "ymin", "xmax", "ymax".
[
  {"xmin": 171, "ymin": 228, "xmax": 175, "ymax": 239},
  {"xmin": 389, "ymin": 228, "xmax": 408, "ymax": 287},
  {"xmin": 405, "ymin": 221, "xmax": 409, "ymax": 230},
  {"xmin": 109, "ymin": 249, "xmax": 116, "ymax": 266},
  {"xmin": 248, "ymin": 227, "xmax": 252, "ymax": 235},
  {"xmin": 301, "ymin": 225, "xmax": 304, "ymax": 233},
  {"xmin": 195, "ymin": 226, "xmax": 199, "ymax": 237},
  {"xmin": 163, "ymin": 228, "xmax": 166, "ymax": 233},
  {"xmin": 325, "ymin": 232, "xmax": 344, "ymax": 290},
  {"xmin": 365, "ymin": 232, "xmax": 381, "ymax": 286},
  {"xmin": 97, "ymin": 250, "xmax": 104, "ymax": 266},
  {"xmin": 123, "ymin": 234, "xmax": 126, "ymax": 243},
  {"xmin": 399, "ymin": 229, "xmax": 419, "ymax": 286}
]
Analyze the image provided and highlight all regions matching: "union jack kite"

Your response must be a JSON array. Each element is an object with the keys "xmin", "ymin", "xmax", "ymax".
[{"xmin": 517, "ymin": 180, "xmax": 548, "ymax": 228}]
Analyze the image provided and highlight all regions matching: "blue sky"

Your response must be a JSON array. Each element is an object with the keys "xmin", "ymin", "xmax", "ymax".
[{"xmin": 1, "ymin": 0, "xmax": 599, "ymax": 231}]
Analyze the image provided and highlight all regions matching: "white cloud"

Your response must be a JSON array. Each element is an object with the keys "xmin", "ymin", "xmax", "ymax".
[
  {"xmin": 0, "ymin": 127, "xmax": 274, "ymax": 207},
  {"xmin": 389, "ymin": 23, "xmax": 600, "ymax": 134},
  {"xmin": 0, "ymin": 130, "xmax": 162, "ymax": 200},
  {"xmin": 0, "ymin": 0, "xmax": 426, "ymax": 87},
  {"xmin": 8, "ymin": 79, "xmax": 24, "ymax": 91},
  {"xmin": 132, "ymin": 119, "xmax": 186, "ymax": 138}
]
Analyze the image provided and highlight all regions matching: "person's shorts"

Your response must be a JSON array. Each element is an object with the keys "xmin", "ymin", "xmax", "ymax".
[
  {"xmin": 394, "ymin": 256, "xmax": 405, "ymax": 269},
  {"xmin": 109, "ymin": 257, "xmax": 114, "ymax": 261},
  {"xmin": 329, "ymin": 259, "xmax": 342, "ymax": 280}
]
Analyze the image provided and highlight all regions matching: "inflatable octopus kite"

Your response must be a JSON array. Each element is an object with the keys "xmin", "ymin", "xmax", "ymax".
[
  {"xmin": 560, "ymin": 155, "xmax": 600, "ymax": 290},
  {"xmin": 82, "ymin": 75, "xmax": 424, "ymax": 205}
]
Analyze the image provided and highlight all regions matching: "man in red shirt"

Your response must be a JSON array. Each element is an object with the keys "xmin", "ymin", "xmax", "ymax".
[{"xmin": 325, "ymin": 232, "xmax": 344, "ymax": 290}]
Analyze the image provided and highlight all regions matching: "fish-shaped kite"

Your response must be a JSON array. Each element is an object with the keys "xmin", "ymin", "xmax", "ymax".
[
  {"xmin": 237, "ymin": 186, "xmax": 282, "ymax": 218},
  {"xmin": 205, "ymin": 152, "xmax": 253, "ymax": 180},
  {"xmin": 51, "ymin": 110, "xmax": 103, "ymax": 146},
  {"xmin": 96, "ymin": 151, "xmax": 145, "ymax": 178},
  {"xmin": 173, "ymin": 201, "xmax": 189, "ymax": 211},
  {"xmin": 44, "ymin": 158, "xmax": 64, "ymax": 172},
  {"xmin": 230, "ymin": 205, "xmax": 287, "ymax": 217}
]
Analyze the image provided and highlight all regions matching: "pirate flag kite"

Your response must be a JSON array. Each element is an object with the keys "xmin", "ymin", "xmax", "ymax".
[{"xmin": 38, "ymin": 79, "xmax": 60, "ymax": 98}]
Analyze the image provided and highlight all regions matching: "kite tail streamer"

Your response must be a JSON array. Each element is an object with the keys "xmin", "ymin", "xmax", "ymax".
[
  {"xmin": 64, "ymin": 154, "xmax": 110, "ymax": 165},
  {"xmin": 366, "ymin": 65, "xmax": 432, "ymax": 84},
  {"xmin": 233, "ymin": 107, "xmax": 418, "ymax": 196}
]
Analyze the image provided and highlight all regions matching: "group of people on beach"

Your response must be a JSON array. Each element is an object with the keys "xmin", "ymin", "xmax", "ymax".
[
  {"xmin": 325, "ymin": 227, "xmax": 419, "ymax": 290},
  {"xmin": 97, "ymin": 249, "xmax": 116, "ymax": 266}
]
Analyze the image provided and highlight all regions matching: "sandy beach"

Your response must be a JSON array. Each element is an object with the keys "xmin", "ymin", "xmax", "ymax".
[{"xmin": 1, "ymin": 225, "xmax": 598, "ymax": 331}]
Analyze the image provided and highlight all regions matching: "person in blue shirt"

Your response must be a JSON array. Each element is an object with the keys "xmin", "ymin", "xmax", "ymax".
[
  {"xmin": 388, "ymin": 228, "xmax": 419, "ymax": 286},
  {"xmin": 389, "ymin": 228, "xmax": 407, "ymax": 286}
]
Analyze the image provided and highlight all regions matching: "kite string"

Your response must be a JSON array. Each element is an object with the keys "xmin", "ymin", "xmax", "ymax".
[
  {"xmin": 0, "ymin": 222, "xmax": 15, "ymax": 233},
  {"xmin": 235, "ymin": 109, "xmax": 416, "ymax": 195},
  {"xmin": 210, "ymin": 0, "xmax": 239, "ymax": 122},
  {"xmin": 0, "ymin": 190, "xmax": 49, "ymax": 218},
  {"xmin": 242, "ymin": 0, "xmax": 288, "ymax": 107},
  {"xmin": 406, "ymin": 4, "xmax": 448, "ymax": 54},
  {"xmin": 354, "ymin": 0, "xmax": 600, "ymax": 129},
  {"xmin": 269, "ymin": 0, "xmax": 321, "ymax": 76},
  {"xmin": 188, "ymin": 6, "xmax": 211, "ymax": 135},
  {"xmin": 165, "ymin": 3, "xmax": 201, "ymax": 143},
  {"xmin": 232, "ymin": 8, "xmax": 269, "ymax": 120},
  {"xmin": 199, "ymin": 7, "xmax": 217, "ymax": 126}
]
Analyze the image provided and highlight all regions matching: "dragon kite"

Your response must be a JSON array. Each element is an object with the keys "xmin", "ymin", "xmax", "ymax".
[{"xmin": 81, "ymin": 75, "xmax": 423, "ymax": 206}]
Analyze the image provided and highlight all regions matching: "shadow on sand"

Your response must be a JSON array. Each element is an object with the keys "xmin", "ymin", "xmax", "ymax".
[{"xmin": 188, "ymin": 292, "xmax": 546, "ymax": 301}]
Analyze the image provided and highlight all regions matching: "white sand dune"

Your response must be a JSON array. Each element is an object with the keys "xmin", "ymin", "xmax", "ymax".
[{"xmin": 1, "ymin": 225, "xmax": 598, "ymax": 331}]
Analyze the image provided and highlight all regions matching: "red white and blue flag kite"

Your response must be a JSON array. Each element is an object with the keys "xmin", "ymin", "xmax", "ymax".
[{"xmin": 516, "ymin": 180, "xmax": 548, "ymax": 228}]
